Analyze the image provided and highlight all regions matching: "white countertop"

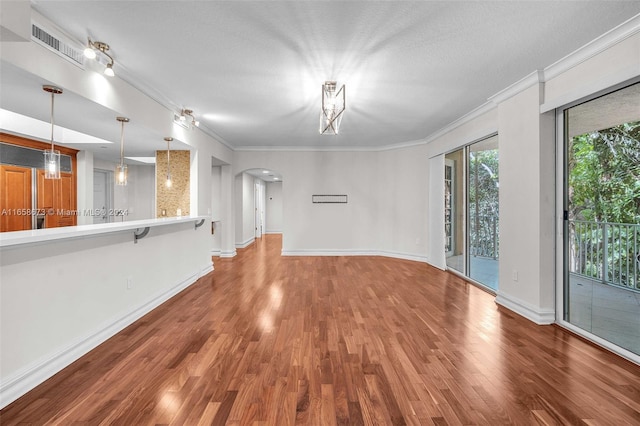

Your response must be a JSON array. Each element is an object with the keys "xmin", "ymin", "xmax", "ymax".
[{"xmin": 0, "ymin": 216, "xmax": 209, "ymax": 247}]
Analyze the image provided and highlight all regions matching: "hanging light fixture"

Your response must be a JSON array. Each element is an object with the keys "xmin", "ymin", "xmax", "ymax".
[
  {"xmin": 319, "ymin": 81, "xmax": 345, "ymax": 135},
  {"xmin": 84, "ymin": 38, "xmax": 115, "ymax": 77},
  {"xmin": 164, "ymin": 137, "xmax": 173, "ymax": 188},
  {"xmin": 42, "ymin": 85, "xmax": 63, "ymax": 179},
  {"xmin": 115, "ymin": 117, "xmax": 129, "ymax": 186}
]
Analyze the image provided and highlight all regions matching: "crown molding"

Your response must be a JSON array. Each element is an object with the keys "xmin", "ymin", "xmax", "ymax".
[
  {"xmin": 543, "ymin": 13, "xmax": 640, "ymax": 82},
  {"xmin": 423, "ymin": 101, "xmax": 497, "ymax": 145},
  {"xmin": 488, "ymin": 70, "xmax": 544, "ymax": 105},
  {"xmin": 233, "ymin": 138, "xmax": 433, "ymax": 153}
]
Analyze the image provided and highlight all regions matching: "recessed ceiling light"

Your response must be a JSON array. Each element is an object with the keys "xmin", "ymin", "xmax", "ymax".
[{"xmin": 262, "ymin": 170, "xmax": 269, "ymax": 174}]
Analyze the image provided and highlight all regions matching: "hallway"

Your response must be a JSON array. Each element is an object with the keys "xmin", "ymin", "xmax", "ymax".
[{"xmin": 2, "ymin": 234, "xmax": 639, "ymax": 424}]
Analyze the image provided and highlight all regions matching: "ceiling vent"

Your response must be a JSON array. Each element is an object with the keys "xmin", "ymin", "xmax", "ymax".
[{"xmin": 31, "ymin": 22, "xmax": 84, "ymax": 68}]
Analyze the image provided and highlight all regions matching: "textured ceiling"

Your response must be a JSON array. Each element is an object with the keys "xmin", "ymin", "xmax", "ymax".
[{"xmin": 7, "ymin": 1, "xmax": 640, "ymax": 152}]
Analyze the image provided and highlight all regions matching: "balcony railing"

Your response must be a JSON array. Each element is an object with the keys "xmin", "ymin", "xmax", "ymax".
[
  {"xmin": 469, "ymin": 214, "xmax": 498, "ymax": 260},
  {"xmin": 569, "ymin": 220, "xmax": 640, "ymax": 291}
]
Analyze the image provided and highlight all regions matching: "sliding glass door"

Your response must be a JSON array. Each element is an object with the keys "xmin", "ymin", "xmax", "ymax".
[
  {"xmin": 563, "ymin": 82, "xmax": 640, "ymax": 356},
  {"xmin": 445, "ymin": 150, "xmax": 465, "ymax": 273},
  {"xmin": 468, "ymin": 137, "xmax": 499, "ymax": 289},
  {"xmin": 445, "ymin": 136, "xmax": 499, "ymax": 290}
]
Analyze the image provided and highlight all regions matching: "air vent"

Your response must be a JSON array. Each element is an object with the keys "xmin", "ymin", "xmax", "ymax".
[{"xmin": 31, "ymin": 22, "xmax": 84, "ymax": 68}]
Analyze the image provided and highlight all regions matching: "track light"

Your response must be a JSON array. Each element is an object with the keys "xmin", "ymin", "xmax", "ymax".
[
  {"xmin": 104, "ymin": 63, "xmax": 115, "ymax": 77},
  {"xmin": 84, "ymin": 38, "xmax": 115, "ymax": 77},
  {"xmin": 174, "ymin": 109, "xmax": 199, "ymax": 129}
]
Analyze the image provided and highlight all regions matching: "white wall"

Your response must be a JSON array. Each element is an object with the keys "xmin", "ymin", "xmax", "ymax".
[
  {"xmin": 265, "ymin": 181, "xmax": 282, "ymax": 233},
  {"xmin": 377, "ymin": 144, "xmax": 430, "ymax": 261},
  {"xmin": 76, "ymin": 150, "xmax": 93, "ymax": 226},
  {"xmin": 93, "ymin": 159, "xmax": 154, "ymax": 222},
  {"xmin": 494, "ymin": 84, "xmax": 556, "ymax": 324},
  {"xmin": 0, "ymin": 221, "xmax": 213, "ymax": 407},
  {"xmin": 234, "ymin": 172, "xmax": 255, "ymax": 248},
  {"xmin": 233, "ymin": 150, "xmax": 423, "ymax": 258},
  {"xmin": 211, "ymin": 165, "xmax": 222, "ymax": 254}
]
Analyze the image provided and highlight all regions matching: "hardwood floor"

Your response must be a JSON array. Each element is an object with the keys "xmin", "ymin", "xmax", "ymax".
[{"xmin": 2, "ymin": 234, "xmax": 640, "ymax": 425}]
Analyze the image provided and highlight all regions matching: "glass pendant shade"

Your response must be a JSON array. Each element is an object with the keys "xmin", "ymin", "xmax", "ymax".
[
  {"xmin": 115, "ymin": 117, "xmax": 130, "ymax": 186},
  {"xmin": 115, "ymin": 163, "xmax": 127, "ymax": 186},
  {"xmin": 164, "ymin": 137, "xmax": 173, "ymax": 188},
  {"xmin": 44, "ymin": 150, "xmax": 61, "ymax": 179},
  {"xmin": 319, "ymin": 81, "xmax": 345, "ymax": 135},
  {"xmin": 42, "ymin": 85, "xmax": 63, "ymax": 179}
]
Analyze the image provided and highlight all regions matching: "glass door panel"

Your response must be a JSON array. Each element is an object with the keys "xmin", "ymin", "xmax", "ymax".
[
  {"xmin": 564, "ymin": 82, "xmax": 640, "ymax": 356},
  {"xmin": 468, "ymin": 136, "xmax": 499, "ymax": 290},
  {"xmin": 445, "ymin": 149, "xmax": 465, "ymax": 273}
]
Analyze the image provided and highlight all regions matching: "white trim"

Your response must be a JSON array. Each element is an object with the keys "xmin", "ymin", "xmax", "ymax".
[
  {"xmin": 556, "ymin": 320, "xmax": 640, "ymax": 366},
  {"xmin": 264, "ymin": 230, "xmax": 282, "ymax": 234},
  {"xmin": 281, "ymin": 249, "xmax": 427, "ymax": 263},
  {"xmin": 543, "ymin": 13, "xmax": 640, "ymax": 82},
  {"xmin": 201, "ymin": 262, "xmax": 214, "ymax": 275},
  {"xmin": 555, "ymin": 108, "xmax": 566, "ymax": 324},
  {"xmin": 210, "ymin": 249, "xmax": 221, "ymax": 256},
  {"xmin": 235, "ymin": 237, "xmax": 255, "ymax": 249},
  {"xmin": 495, "ymin": 292, "xmax": 555, "ymax": 325},
  {"xmin": 282, "ymin": 249, "xmax": 377, "ymax": 256},
  {"xmin": 220, "ymin": 249, "xmax": 237, "ymax": 258},
  {"xmin": 424, "ymin": 102, "xmax": 497, "ymax": 150},
  {"xmin": 372, "ymin": 138, "xmax": 428, "ymax": 152},
  {"xmin": 540, "ymin": 64, "xmax": 640, "ymax": 113},
  {"xmin": 488, "ymin": 70, "xmax": 543, "ymax": 105},
  {"xmin": 376, "ymin": 250, "xmax": 428, "ymax": 263},
  {"xmin": 233, "ymin": 143, "xmax": 424, "ymax": 153},
  {"xmin": 0, "ymin": 269, "xmax": 204, "ymax": 409}
]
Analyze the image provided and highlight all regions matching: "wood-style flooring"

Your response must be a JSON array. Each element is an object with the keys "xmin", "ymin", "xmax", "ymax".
[{"xmin": 2, "ymin": 234, "xmax": 640, "ymax": 425}]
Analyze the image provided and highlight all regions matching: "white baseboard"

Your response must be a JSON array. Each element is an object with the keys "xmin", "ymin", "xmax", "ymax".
[
  {"xmin": 220, "ymin": 249, "xmax": 237, "ymax": 258},
  {"xmin": 264, "ymin": 230, "xmax": 282, "ymax": 234},
  {"xmin": 281, "ymin": 249, "xmax": 427, "ymax": 263},
  {"xmin": 235, "ymin": 238, "xmax": 255, "ymax": 249},
  {"xmin": 201, "ymin": 262, "xmax": 214, "ymax": 275},
  {"xmin": 0, "ymin": 270, "xmax": 204, "ymax": 409},
  {"xmin": 210, "ymin": 249, "xmax": 221, "ymax": 257},
  {"xmin": 495, "ymin": 292, "xmax": 555, "ymax": 325},
  {"xmin": 377, "ymin": 250, "xmax": 428, "ymax": 263}
]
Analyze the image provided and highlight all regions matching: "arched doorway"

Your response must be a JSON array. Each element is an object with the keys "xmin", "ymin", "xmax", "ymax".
[{"xmin": 235, "ymin": 168, "xmax": 283, "ymax": 249}]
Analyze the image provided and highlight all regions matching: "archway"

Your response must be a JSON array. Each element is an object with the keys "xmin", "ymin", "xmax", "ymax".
[{"xmin": 235, "ymin": 168, "xmax": 283, "ymax": 250}]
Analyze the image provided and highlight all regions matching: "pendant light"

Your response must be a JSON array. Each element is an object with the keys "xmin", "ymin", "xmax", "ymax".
[
  {"xmin": 115, "ymin": 116, "xmax": 130, "ymax": 185},
  {"xmin": 319, "ymin": 81, "xmax": 345, "ymax": 135},
  {"xmin": 43, "ymin": 85, "xmax": 63, "ymax": 179},
  {"xmin": 164, "ymin": 137, "xmax": 173, "ymax": 188}
]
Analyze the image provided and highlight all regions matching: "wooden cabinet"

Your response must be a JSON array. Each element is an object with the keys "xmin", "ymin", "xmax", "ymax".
[{"xmin": 0, "ymin": 165, "xmax": 32, "ymax": 232}]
